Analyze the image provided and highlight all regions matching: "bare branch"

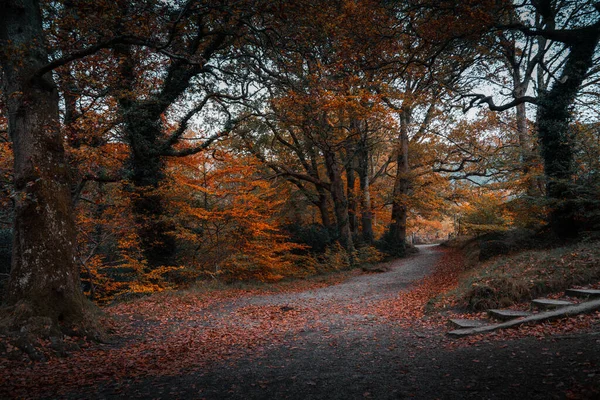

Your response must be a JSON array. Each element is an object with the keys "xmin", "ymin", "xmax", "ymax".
[{"xmin": 463, "ymin": 93, "xmax": 538, "ymax": 112}]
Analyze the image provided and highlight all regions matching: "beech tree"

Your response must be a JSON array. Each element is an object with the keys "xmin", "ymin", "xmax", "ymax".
[
  {"xmin": 0, "ymin": 0, "xmax": 245, "ymax": 331},
  {"xmin": 376, "ymin": 0, "xmax": 497, "ymax": 253},
  {"xmin": 0, "ymin": 0, "xmax": 88, "ymax": 331},
  {"xmin": 238, "ymin": 0, "xmax": 399, "ymax": 255}
]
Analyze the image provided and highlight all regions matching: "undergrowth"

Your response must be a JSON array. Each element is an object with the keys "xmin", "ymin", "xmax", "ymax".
[{"xmin": 433, "ymin": 239, "xmax": 600, "ymax": 311}]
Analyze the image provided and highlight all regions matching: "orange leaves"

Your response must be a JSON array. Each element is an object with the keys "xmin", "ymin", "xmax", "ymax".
[
  {"xmin": 369, "ymin": 248, "xmax": 467, "ymax": 323},
  {"xmin": 165, "ymin": 143, "xmax": 304, "ymax": 282},
  {"xmin": 457, "ymin": 190, "xmax": 513, "ymax": 235},
  {"xmin": 0, "ymin": 279, "xmax": 342, "ymax": 399}
]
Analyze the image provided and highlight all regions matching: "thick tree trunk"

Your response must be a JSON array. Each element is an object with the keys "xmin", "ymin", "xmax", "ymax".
[
  {"xmin": 324, "ymin": 150, "xmax": 354, "ymax": 253},
  {"xmin": 316, "ymin": 187, "xmax": 333, "ymax": 229},
  {"xmin": 0, "ymin": 0, "xmax": 86, "ymax": 327},
  {"xmin": 388, "ymin": 108, "xmax": 411, "ymax": 255},
  {"xmin": 537, "ymin": 30, "xmax": 600, "ymax": 237},
  {"xmin": 117, "ymin": 48, "xmax": 178, "ymax": 269},
  {"xmin": 359, "ymin": 168, "xmax": 374, "ymax": 244},
  {"xmin": 126, "ymin": 109, "xmax": 177, "ymax": 269}
]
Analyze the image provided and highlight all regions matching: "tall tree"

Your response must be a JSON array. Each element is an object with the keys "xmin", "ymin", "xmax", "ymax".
[
  {"xmin": 240, "ymin": 0, "xmax": 384, "ymax": 253},
  {"xmin": 0, "ymin": 0, "xmax": 87, "ymax": 331},
  {"xmin": 111, "ymin": 2, "xmax": 257, "ymax": 269},
  {"xmin": 468, "ymin": 0, "xmax": 600, "ymax": 237}
]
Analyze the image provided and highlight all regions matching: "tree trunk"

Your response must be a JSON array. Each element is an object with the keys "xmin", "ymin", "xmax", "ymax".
[
  {"xmin": 346, "ymin": 159, "xmax": 358, "ymax": 235},
  {"xmin": 357, "ymin": 137, "xmax": 374, "ymax": 244},
  {"xmin": 513, "ymin": 85, "xmax": 537, "ymax": 196},
  {"xmin": 388, "ymin": 108, "xmax": 411, "ymax": 255},
  {"xmin": 308, "ymin": 146, "xmax": 333, "ymax": 229},
  {"xmin": 324, "ymin": 150, "xmax": 354, "ymax": 253},
  {"xmin": 126, "ymin": 109, "xmax": 177, "ymax": 269},
  {"xmin": 359, "ymin": 168, "xmax": 374, "ymax": 245},
  {"xmin": 0, "ymin": 0, "xmax": 86, "ymax": 328},
  {"xmin": 316, "ymin": 187, "xmax": 333, "ymax": 229},
  {"xmin": 116, "ymin": 47, "xmax": 177, "ymax": 269},
  {"xmin": 537, "ymin": 30, "xmax": 600, "ymax": 237}
]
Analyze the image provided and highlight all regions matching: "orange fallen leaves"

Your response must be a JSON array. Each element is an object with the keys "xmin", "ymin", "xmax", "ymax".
[
  {"xmin": 0, "ymin": 275, "xmax": 349, "ymax": 399},
  {"xmin": 1, "ymin": 247, "xmax": 597, "ymax": 398},
  {"xmin": 367, "ymin": 248, "xmax": 467, "ymax": 324}
]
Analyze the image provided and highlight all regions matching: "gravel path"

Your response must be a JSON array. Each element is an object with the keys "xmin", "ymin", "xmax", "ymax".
[
  {"xmin": 229, "ymin": 244, "xmax": 440, "ymax": 307},
  {"xmin": 65, "ymin": 245, "xmax": 600, "ymax": 399}
]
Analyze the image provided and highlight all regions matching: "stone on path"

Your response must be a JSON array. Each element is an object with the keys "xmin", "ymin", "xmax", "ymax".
[
  {"xmin": 488, "ymin": 309, "xmax": 532, "ymax": 321},
  {"xmin": 531, "ymin": 298, "xmax": 574, "ymax": 310},
  {"xmin": 565, "ymin": 289, "xmax": 600, "ymax": 299}
]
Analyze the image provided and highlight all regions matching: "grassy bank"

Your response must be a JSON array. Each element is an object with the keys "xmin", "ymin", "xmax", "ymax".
[{"xmin": 432, "ymin": 238, "xmax": 600, "ymax": 311}]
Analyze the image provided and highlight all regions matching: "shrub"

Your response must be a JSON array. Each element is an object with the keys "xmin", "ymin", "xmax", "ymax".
[
  {"xmin": 284, "ymin": 223, "xmax": 335, "ymax": 253},
  {"xmin": 355, "ymin": 245, "xmax": 384, "ymax": 265},
  {"xmin": 466, "ymin": 278, "xmax": 530, "ymax": 310}
]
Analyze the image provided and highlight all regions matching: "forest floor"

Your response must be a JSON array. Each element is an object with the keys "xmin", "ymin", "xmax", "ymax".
[{"xmin": 2, "ymin": 245, "xmax": 600, "ymax": 399}]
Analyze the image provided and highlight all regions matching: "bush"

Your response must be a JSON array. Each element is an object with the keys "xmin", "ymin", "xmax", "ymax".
[
  {"xmin": 466, "ymin": 278, "xmax": 530, "ymax": 310},
  {"xmin": 284, "ymin": 223, "xmax": 336, "ymax": 253},
  {"xmin": 320, "ymin": 243, "xmax": 351, "ymax": 271},
  {"xmin": 355, "ymin": 245, "xmax": 384, "ymax": 265},
  {"xmin": 375, "ymin": 229, "xmax": 406, "ymax": 257}
]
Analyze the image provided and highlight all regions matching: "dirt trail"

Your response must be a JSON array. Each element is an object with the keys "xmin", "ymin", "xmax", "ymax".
[
  {"xmin": 65, "ymin": 245, "xmax": 599, "ymax": 400},
  {"xmin": 232, "ymin": 244, "xmax": 440, "ymax": 307}
]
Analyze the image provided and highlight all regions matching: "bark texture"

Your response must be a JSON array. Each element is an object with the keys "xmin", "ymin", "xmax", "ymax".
[
  {"xmin": 388, "ymin": 107, "xmax": 411, "ymax": 255},
  {"xmin": 116, "ymin": 47, "xmax": 181, "ymax": 269},
  {"xmin": 324, "ymin": 150, "xmax": 354, "ymax": 253},
  {"xmin": 357, "ymin": 136, "xmax": 374, "ymax": 244},
  {"xmin": 0, "ymin": 0, "xmax": 85, "ymax": 326}
]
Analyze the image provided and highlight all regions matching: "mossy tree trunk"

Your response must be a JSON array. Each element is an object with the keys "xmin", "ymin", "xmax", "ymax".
[
  {"xmin": 0, "ymin": 0, "xmax": 86, "ymax": 329},
  {"xmin": 357, "ymin": 132, "xmax": 374, "ymax": 244},
  {"xmin": 345, "ymin": 154, "xmax": 359, "ymax": 235},
  {"xmin": 536, "ymin": 27, "xmax": 600, "ymax": 237},
  {"xmin": 324, "ymin": 149, "xmax": 354, "ymax": 253}
]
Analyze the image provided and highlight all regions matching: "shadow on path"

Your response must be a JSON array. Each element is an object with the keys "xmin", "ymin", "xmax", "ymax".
[{"xmin": 65, "ymin": 245, "xmax": 600, "ymax": 400}]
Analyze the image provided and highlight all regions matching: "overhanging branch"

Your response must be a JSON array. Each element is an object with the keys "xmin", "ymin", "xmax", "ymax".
[{"xmin": 463, "ymin": 93, "xmax": 538, "ymax": 112}]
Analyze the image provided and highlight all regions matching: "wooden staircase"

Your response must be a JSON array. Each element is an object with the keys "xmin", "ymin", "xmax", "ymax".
[{"xmin": 448, "ymin": 287, "xmax": 600, "ymax": 337}]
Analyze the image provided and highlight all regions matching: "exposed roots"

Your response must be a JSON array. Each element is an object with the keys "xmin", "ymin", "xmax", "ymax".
[{"xmin": 0, "ymin": 299, "xmax": 110, "ymax": 361}]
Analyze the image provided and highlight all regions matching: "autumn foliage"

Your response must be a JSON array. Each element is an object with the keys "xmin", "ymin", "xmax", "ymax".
[{"xmin": 0, "ymin": 0, "xmax": 599, "ymax": 344}]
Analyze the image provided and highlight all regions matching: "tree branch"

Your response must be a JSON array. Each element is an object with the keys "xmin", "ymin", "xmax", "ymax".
[{"xmin": 463, "ymin": 93, "xmax": 538, "ymax": 112}]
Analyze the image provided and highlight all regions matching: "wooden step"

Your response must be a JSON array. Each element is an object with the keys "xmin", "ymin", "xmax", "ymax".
[
  {"xmin": 449, "ymin": 298, "xmax": 600, "ymax": 338},
  {"xmin": 488, "ymin": 309, "xmax": 532, "ymax": 321},
  {"xmin": 565, "ymin": 289, "xmax": 600, "ymax": 299},
  {"xmin": 448, "ymin": 319, "xmax": 487, "ymax": 329},
  {"xmin": 531, "ymin": 298, "xmax": 574, "ymax": 310}
]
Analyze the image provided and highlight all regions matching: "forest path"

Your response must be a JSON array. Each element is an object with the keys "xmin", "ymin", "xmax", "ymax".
[
  {"xmin": 57, "ymin": 245, "xmax": 599, "ymax": 399},
  {"xmin": 222, "ymin": 243, "xmax": 441, "ymax": 310}
]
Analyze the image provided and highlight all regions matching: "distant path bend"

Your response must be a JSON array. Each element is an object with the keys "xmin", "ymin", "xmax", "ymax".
[{"xmin": 242, "ymin": 243, "xmax": 443, "ymax": 309}]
